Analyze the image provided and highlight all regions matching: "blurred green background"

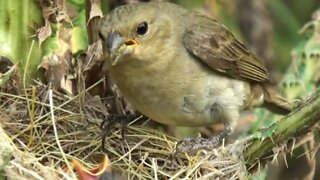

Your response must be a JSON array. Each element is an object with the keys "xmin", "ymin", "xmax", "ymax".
[{"xmin": 1, "ymin": 0, "xmax": 319, "ymax": 179}]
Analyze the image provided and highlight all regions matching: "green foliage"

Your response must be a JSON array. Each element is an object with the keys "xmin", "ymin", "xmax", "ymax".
[
  {"xmin": 69, "ymin": 0, "xmax": 84, "ymax": 8},
  {"xmin": 0, "ymin": 0, "xmax": 42, "ymax": 84},
  {"xmin": 281, "ymin": 9, "xmax": 320, "ymax": 99},
  {"xmin": 244, "ymin": 8, "xmax": 320, "ymax": 171},
  {"xmin": 248, "ymin": 6, "xmax": 320, "ymax": 134},
  {"xmin": 42, "ymin": 1, "xmax": 87, "ymax": 56},
  {"xmin": 70, "ymin": 9, "xmax": 88, "ymax": 54}
]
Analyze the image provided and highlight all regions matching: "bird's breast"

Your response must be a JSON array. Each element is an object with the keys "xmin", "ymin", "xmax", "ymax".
[{"xmin": 109, "ymin": 51, "xmax": 251, "ymax": 126}]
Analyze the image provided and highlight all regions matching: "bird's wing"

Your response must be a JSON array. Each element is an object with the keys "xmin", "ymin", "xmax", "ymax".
[{"xmin": 183, "ymin": 15, "xmax": 269, "ymax": 82}]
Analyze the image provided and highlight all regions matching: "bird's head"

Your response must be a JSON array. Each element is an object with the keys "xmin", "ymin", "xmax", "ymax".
[{"xmin": 99, "ymin": 2, "xmax": 185, "ymax": 66}]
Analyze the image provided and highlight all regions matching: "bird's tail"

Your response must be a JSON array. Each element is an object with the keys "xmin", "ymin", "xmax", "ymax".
[
  {"xmin": 247, "ymin": 84, "xmax": 295, "ymax": 115},
  {"xmin": 261, "ymin": 84, "xmax": 295, "ymax": 115}
]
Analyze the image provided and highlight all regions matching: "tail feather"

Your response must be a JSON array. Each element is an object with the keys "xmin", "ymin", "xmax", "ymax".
[{"xmin": 261, "ymin": 85, "xmax": 294, "ymax": 115}]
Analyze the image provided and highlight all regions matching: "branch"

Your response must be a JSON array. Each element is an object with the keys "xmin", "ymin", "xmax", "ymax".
[{"xmin": 244, "ymin": 94, "xmax": 320, "ymax": 166}]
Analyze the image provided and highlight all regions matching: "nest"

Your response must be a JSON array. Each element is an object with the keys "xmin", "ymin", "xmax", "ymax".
[{"xmin": 0, "ymin": 83, "xmax": 247, "ymax": 179}]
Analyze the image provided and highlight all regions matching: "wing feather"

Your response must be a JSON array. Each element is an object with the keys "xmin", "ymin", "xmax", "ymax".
[{"xmin": 183, "ymin": 15, "xmax": 269, "ymax": 82}]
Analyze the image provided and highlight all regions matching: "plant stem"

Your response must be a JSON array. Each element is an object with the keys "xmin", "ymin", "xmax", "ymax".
[{"xmin": 244, "ymin": 94, "xmax": 320, "ymax": 165}]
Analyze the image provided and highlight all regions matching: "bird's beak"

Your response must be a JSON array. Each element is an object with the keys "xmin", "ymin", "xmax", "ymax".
[{"xmin": 106, "ymin": 31, "xmax": 138, "ymax": 66}]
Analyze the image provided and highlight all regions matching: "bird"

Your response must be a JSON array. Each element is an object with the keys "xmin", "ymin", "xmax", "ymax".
[{"xmin": 99, "ymin": 2, "xmax": 293, "ymax": 152}]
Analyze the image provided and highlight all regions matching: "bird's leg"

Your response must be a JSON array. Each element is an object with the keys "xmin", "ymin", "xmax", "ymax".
[
  {"xmin": 176, "ymin": 123, "xmax": 232, "ymax": 154},
  {"xmin": 101, "ymin": 114, "xmax": 132, "ymax": 152},
  {"xmin": 120, "ymin": 115, "xmax": 130, "ymax": 139}
]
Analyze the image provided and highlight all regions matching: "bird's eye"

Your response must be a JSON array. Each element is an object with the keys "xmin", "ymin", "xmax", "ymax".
[{"xmin": 136, "ymin": 21, "xmax": 148, "ymax": 36}]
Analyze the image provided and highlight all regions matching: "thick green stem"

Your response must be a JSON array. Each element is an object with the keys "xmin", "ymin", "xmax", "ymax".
[
  {"xmin": 244, "ymin": 94, "xmax": 320, "ymax": 165},
  {"xmin": 0, "ymin": 0, "xmax": 42, "ymax": 84}
]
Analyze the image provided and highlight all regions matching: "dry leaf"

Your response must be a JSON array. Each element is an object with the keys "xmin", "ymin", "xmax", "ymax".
[
  {"xmin": 38, "ymin": 54, "xmax": 69, "ymax": 90},
  {"xmin": 89, "ymin": 0, "xmax": 103, "ymax": 21},
  {"xmin": 38, "ymin": 19, "xmax": 52, "ymax": 45}
]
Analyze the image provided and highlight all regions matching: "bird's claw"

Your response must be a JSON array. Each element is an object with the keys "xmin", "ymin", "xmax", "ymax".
[
  {"xmin": 176, "ymin": 136, "xmax": 222, "ymax": 154},
  {"xmin": 101, "ymin": 114, "xmax": 131, "ymax": 152},
  {"xmin": 176, "ymin": 123, "xmax": 231, "ymax": 154}
]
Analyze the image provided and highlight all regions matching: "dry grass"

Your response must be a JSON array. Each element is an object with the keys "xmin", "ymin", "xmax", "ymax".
[{"xmin": 0, "ymin": 83, "xmax": 247, "ymax": 179}]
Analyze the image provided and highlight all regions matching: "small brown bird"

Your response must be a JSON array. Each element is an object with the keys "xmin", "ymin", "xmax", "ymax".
[{"xmin": 99, "ymin": 2, "xmax": 293, "ymax": 151}]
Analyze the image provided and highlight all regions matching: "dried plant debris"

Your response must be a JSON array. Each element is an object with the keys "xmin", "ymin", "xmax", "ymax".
[
  {"xmin": 37, "ymin": 0, "xmax": 72, "ymax": 44},
  {"xmin": 88, "ymin": 0, "xmax": 103, "ymax": 22},
  {"xmin": 0, "ymin": 83, "xmax": 247, "ymax": 179}
]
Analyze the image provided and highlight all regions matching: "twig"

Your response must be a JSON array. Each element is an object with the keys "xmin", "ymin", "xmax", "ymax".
[{"xmin": 244, "ymin": 94, "xmax": 320, "ymax": 166}]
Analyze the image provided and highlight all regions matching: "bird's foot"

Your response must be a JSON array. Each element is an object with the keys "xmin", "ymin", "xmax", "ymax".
[
  {"xmin": 101, "ymin": 114, "xmax": 134, "ymax": 152},
  {"xmin": 176, "ymin": 135, "xmax": 223, "ymax": 154},
  {"xmin": 176, "ymin": 123, "xmax": 231, "ymax": 154}
]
